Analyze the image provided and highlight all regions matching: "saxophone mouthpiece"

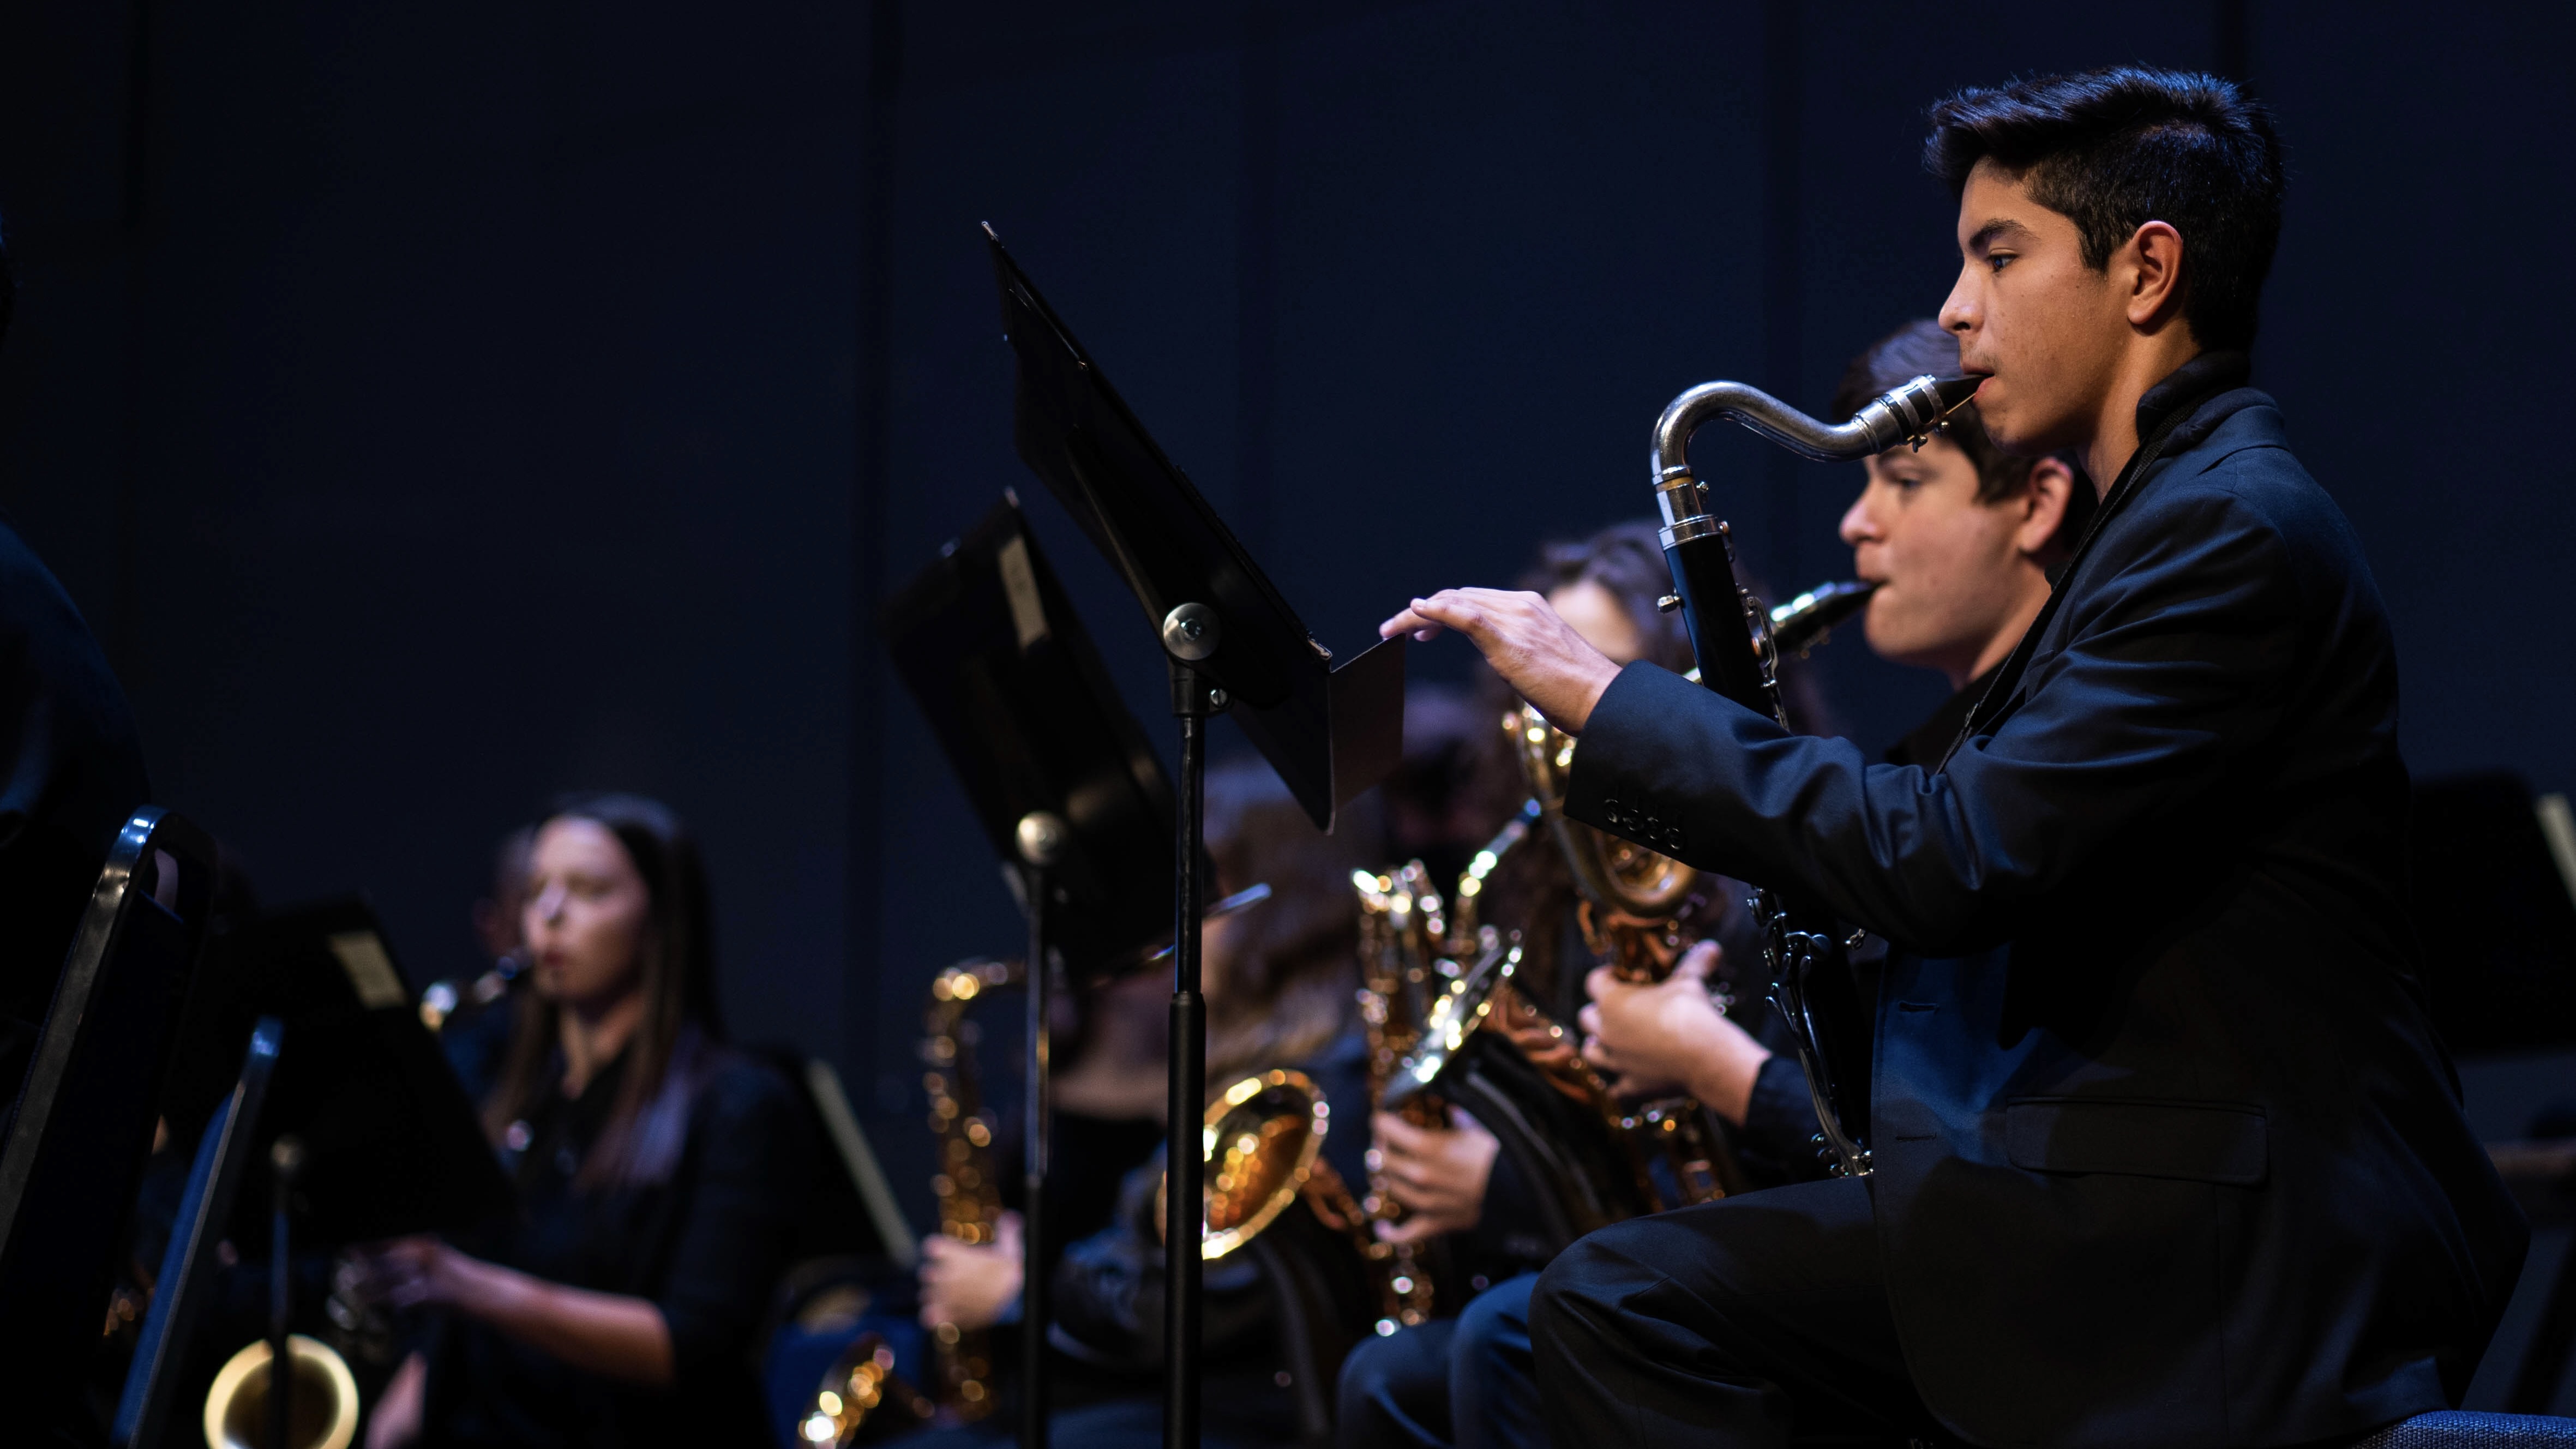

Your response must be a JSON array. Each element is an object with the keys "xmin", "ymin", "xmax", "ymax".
[{"xmin": 1768, "ymin": 580, "xmax": 1878, "ymax": 658}]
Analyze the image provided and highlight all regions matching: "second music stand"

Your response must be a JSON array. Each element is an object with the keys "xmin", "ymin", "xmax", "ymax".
[
  {"xmin": 983, "ymin": 224, "xmax": 1404, "ymax": 1449},
  {"xmin": 886, "ymin": 491, "xmax": 1188, "ymax": 1448}
]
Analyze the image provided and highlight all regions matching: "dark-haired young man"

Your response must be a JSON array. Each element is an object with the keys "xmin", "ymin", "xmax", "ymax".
[
  {"xmin": 1337, "ymin": 324, "xmax": 2093, "ymax": 1449},
  {"xmin": 1382, "ymin": 68, "xmax": 2527, "ymax": 1448}
]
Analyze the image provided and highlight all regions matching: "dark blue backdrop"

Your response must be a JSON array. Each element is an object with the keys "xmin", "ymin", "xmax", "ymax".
[{"xmin": 3, "ymin": 0, "xmax": 2571, "ymax": 1405}]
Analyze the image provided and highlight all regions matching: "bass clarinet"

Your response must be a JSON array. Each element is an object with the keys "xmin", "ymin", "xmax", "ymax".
[{"xmin": 1647, "ymin": 371, "xmax": 1979, "ymax": 1177}]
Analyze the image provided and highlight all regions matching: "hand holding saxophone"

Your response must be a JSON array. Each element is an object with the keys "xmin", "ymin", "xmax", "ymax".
[
  {"xmin": 1367, "ymin": 1107, "xmax": 1500, "ymax": 1246},
  {"xmin": 342, "ymin": 1235, "xmax": 677, "ymax": 1388},
  {"xmin": 1378, "ymin": 588, "xmax": 1622, "ymax": 735},
  {"xmin": 918, "ymin": 1210, "xmax": 1025, "ymax": 1335},
  {"xmin": 1577, "ymin": 941, "xmax": 1772, "ymax": 1127}
]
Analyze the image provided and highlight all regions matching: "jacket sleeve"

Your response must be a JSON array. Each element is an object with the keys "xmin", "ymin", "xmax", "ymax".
[
  {"xmin": 652, "ymin": 1064, "xmax": 814, "ymax": 1379},
  {"xmin": 1564, "ymin": 481, "xmax": 2302, "ymax": 955},
  {"xmin": 1048, "ymin": 1153, "xmax": 1275, "ymax": 1372}
]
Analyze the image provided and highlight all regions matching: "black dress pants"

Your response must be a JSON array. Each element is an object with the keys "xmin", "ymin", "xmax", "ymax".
[{"xmin": 1528, "ymin": 1176, "xmax": 1945, "ymax": 1448}]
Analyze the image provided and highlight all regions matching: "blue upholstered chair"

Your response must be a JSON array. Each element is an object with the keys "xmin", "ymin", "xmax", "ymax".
[{"xmin": 2356, "ymin": 1412, "xmax": 2576, "ymax": 1446}]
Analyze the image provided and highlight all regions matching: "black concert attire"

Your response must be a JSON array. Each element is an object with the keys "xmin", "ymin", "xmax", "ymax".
[
  {"xmin": 1533, "ymin": 353, "xmax": 2530, "ymax": 1449},
  {"xmin": 427, "ymin": 1029, "xmax": 815, "ymax": 1447},
  {"xmin": 0, "ymin": 517, "xmax": 151, "ymax": 1116}
]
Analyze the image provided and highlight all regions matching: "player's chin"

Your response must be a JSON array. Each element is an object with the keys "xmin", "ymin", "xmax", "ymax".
[{"xmin": 1973, "ymin": 391, "xmax": 2052, "ymax": 456}]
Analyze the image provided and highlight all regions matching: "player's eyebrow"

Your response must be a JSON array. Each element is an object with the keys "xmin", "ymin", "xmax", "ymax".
[{"xmin": 1966, "ymin": 217, "xmax": 2037, "ymax": 254}]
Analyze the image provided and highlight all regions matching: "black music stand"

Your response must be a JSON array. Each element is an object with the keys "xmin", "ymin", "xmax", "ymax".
[
  {"xmin": 984, "ymin": 224, "xmax": 1406, "ymax": 1449},
  {"xmin": 113, "ymin": 899, "xmax": 510, "ymax": 1449},
  {"xmin": 886, "ymin": 491, "xmax": 1185, "ymax": 1448},
  {"xmin": 159, "ymin": 896, "xmax": 513, "ymax": 1251},
  {"xmin": 0, "ymin": 807, "xmax": 218, "ymax": 1433},
  {"xmin": 2409, "ymin": 772, "xmax": 2576, "ymax": 1055},
  {"xmin": 113, "ymin": 1017, "xmax": 283, "ymax": 1449}
]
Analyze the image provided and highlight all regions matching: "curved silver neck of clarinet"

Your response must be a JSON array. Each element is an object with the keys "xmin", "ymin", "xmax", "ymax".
[{"xmin": 1652, "ymin": 372, "xmax": 1979, "ymax": 490}]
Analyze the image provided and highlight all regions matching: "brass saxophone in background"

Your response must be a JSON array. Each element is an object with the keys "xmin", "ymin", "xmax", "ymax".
[
  {"xmin": 1508, "ymin": 704, "xmax": 1743, "ymax": 1207},
  {"xmin": 1350, "ymin": 863, "xmax": 1457, "ymax": 1332},
  {"xmin": 920, "ymin": 958, "xmax": 1014, "ymax": 1417},
  {"xmin": 1344, "ymin": 807, "xmax": 1539, "ymax": 1327},
  {"xmin": 802, "ymin": 956, "xmax": 1014, "ymax": 1446},
  {"xmin": 1168, "ymin": 1068, "xmax": 1377, "ymax": 1268}
]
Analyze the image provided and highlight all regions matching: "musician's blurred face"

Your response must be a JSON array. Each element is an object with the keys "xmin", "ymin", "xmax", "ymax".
[
  {"xmin": 522, "ymin": 817, "xmax": 652, "ymax": 1013},
  {"xmin": 1839, "ymin": 437, "xmax": 2043, "ymax": 689},
  {"xmin": 1547, "ymin": 579, "xmax": 1645, "ymax": 666},
  {"xmin": 1940, "ymin": 159, "xmax": 2124, "ymax": 458}
]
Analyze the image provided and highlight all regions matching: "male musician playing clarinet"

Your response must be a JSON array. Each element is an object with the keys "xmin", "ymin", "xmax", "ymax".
[
  {"xmin": 1382, "ymin": 67, "xmax": 2527, "ymax": 1448},
  {"xmin": 1337, "ymin": 326, "xmax": 2095, "ymax": 1449}
]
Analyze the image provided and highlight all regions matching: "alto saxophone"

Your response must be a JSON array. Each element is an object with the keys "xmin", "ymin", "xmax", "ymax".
[
  {"xmin": 920, "ymin": 958, "xmax": 1014, "ymax": 1417},
  {"xmin": 807, "ymin": 957, "xmax": 1016, "ymax": 1446},
  {"xmin": 1350, "ymin": 863, "xmax": 1458, "ymax": 1332},
  {"xmin": 1346, "ymin": 814, "xmax": 1540, "ymax": 1325},
  {"xmin": 1509, "ymin": 704, "xmax": 1743, "ymax": 1207}
]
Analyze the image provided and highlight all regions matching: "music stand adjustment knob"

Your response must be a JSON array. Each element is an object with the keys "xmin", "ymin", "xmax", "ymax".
[
  {"xmin": 1161, "ymin": 602, "xmax": 1220, "ymax": 662},
  {"xmin": 1015, "ymin": 811, "xmax": 1068, "ymax": 869}
]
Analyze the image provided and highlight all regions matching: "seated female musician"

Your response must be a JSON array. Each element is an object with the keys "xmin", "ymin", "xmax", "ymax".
[
  {"xmin": 916, "ymin": 758, "xmax": 1382, "ymax": 1449},
  {"xmin": 1339, "ymin": 521, "xmax": 1835, "ymax": 1449},
  {"xmin": 358, "ymin": 794, "xmax": 815, "ymax": 1449}
]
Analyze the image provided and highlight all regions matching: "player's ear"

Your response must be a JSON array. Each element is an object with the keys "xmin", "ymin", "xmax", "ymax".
[
  {"xmin": 2015, "ymin": 459, "xmax": 2076, "ymax": 560},
  {"xmin": 2122, "ymin": 220, "xmax": 2187, "ymax": 332}
]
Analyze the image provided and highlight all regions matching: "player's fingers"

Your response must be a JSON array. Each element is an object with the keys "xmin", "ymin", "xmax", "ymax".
[
  {"xmin": 1378, "ymin": 605, "xmax": 1442, "ymax": 640},
  {"xmin": 1673, "ymin": 940, "xmax": 1720, "ymax": 982}
]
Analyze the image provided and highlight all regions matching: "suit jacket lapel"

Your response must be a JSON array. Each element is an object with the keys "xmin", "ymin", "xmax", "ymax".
[{"xmin": 1930, "ymin": 354, "xmax": 2253, "ymax": 774}]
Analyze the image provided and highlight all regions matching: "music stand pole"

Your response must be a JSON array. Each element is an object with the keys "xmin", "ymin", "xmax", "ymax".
[
  {"xmin": 1163, "ymin": 639, "xmax": 1220, "ymax": 1449},
  {"xmin": 981, "ymin": 232, "xmax": 1408, "ymax": 1449},
  {"xmin": 268, "ymin": 1137, "xmax": 305, "ymax": 1449},
  {"xmin": 1013, "ymin": 812, "xmax": 1067, "ymax": 1449}
]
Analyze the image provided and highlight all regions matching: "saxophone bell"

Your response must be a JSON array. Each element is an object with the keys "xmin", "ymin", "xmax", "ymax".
[
  {"xmin": 201, "ymin": 1336, "xmax": 361, "ymax": 1449},
  {"xmin": 1156, "ymin": 1069, "xmax": 1331, "ymax": 1261}
]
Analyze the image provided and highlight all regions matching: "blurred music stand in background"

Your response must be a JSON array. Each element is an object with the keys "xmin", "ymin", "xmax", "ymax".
[
  {"xmin": 886, "ymin": 489, "xmax": 1191, "ymax": 1448},
  {"xmin": 160, "ymin": 897, "xmax": 512, "ymax": 1252},
  {"xmin": 114, "ymin": 897, "xmax": 513, "ymax": 1448},
  {"xmin": 0, "ymin": 808, "xmax": 218, "ymax": 1438},
  {"xmin": 984, "ymin": 224, "xmax": 1406, "ymax": 1449},
  {"xmin": 2410, "ymin": 773, "xmax": 2576, "ymax": 1415},
  {"xmin": 113, "ymin": 1018, "xmax": 281, "ymax": 1449},
  {"xmin": 2410, "ymin": 773, "xmax": 2576, "ymax": 1059}
]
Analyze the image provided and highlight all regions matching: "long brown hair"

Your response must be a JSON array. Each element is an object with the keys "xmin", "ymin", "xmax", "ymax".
[
  {"xmin": 1202, "ymin": 760, "xmax": 1378, "ymax": 1081},
  {"xmin": 483, "ymin": 793, "xmax": 724, "ymax": 1189}
]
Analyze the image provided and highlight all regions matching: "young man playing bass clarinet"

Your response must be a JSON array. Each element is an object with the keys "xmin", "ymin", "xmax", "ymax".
[
  {"xmin": 1381, "ymin": 68, "xmax": 2526, "ymax": 1449},
  {"xmin": 1340, "ymin": 318, "xmax": 2095, "ymax": 1449}
]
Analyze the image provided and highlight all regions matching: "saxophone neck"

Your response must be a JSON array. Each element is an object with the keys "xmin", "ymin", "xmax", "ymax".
[{"xmin": 1652, "ymin": 373, "xmax": 1980, "ymax": 481}]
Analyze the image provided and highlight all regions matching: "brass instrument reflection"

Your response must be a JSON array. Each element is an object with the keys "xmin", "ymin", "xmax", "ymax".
[
  {"xmin": 1350, "ymin": 865, "xmax": 1455, "ymax": 1332},
  {"xmin": 920, "ymin": 959, "xmax": 1014, "ymax": 1417},
  {"xmin": 1508, "ymin": 705, "xmax": 1742, "ymax": 1208}
]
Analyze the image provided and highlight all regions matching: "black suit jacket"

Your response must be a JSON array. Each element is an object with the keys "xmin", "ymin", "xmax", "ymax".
[
  {"xmin": 1563, "ymin": 356, "xmax": 2527, "ymax": 1448},
  {"xmin": 0, "ymin": 518, "xmax": 149, "ymax": 1116}
]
